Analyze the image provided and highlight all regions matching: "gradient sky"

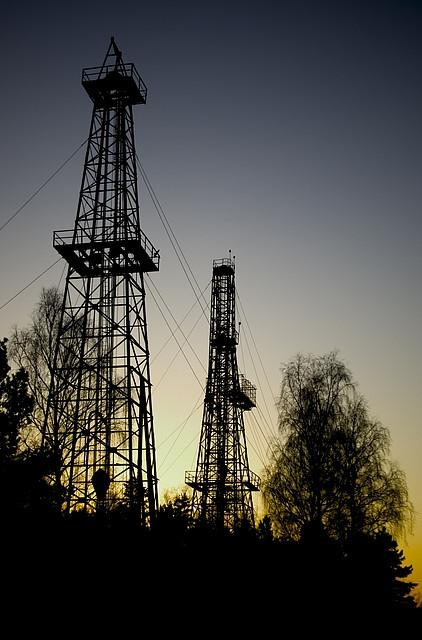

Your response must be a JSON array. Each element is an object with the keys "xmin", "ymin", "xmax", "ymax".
[{"xmin": 1, "ymin": 0, "xmax": 421, "ymax": 590}]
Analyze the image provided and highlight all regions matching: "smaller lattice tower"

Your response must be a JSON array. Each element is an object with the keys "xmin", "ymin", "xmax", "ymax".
[{"xmin": 186, "ymin": 257, "xmax": 260, "ymax": 529}]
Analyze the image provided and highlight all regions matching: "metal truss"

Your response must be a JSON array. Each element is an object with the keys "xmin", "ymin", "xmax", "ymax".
[
  {"xmin": 186, "ymin": 258, "xmax": 260, "ymax": 529},
  {"xmin": 43, "ymin": 39, "xmax": 159, "ymax": 523}
]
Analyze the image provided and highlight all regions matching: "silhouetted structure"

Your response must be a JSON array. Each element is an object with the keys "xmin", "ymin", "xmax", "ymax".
[
  {"xmin": 42, "ymin": 39, "xmax": 159, "ymax": 523},
  {"xmin": 186, "ymin": 257, "xmax": 259, "ymax": 528}
]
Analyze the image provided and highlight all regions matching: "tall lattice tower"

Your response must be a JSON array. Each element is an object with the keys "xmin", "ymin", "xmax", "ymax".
[
  {"xmin": 186, "ymin": 257, "xmax": 260, "ymax": 529},
  {"xmin": 43, "ymin": 39, "xmax": 159, "ymax": 523}
]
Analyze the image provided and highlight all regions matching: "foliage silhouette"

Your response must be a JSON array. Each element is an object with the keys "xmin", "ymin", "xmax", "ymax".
[
  {"xmin": 9, "ymin": 287, "xmax": 81, "ymax": 489},
  {"xmin": 342, "ymin": 530, "xmax": 417, "ymax": 609},
  {"xmin": 10, "ymin": 287, "xmax": 113, "ymax": 502},
  {"xmin": 9, "ymin": 288, "xmax": 62, "ymax": 449},
  {"xmin": 262, "ymin": 352, "xmax": 413, "ymax": 543},
  {"xmin": 1, "ymin": 338, "xmax": 63, "ymax": 538},
  {"xmin": 0, "ymin": 338, "xmax": 33, "ymax": 463},
  {"xmin": 0, "ymin": 336, "xmax": 417, "ymax": 609},
  {"xmin": 157, "ymin": 489, "xmax": 192, "ymax": 537}
]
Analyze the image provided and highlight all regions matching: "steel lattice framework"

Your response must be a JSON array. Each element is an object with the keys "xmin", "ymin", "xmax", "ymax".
[
  {"xmin": 43, "ymin": 39, "xmax": 159, "ymax": 523},
  {"xmin": 186, "ymin": 257, "xmax": 260, "ymax": 529}
]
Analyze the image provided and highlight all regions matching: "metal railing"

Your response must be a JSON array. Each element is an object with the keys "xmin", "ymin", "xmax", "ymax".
[
  {"xmin": 244, "ymin": 470, "xmax": 261, "ymax": 490},
  {"xmin": 213, "ymin": 257, "xmax": 235, "ymax": 270},
  {"xmin": 239, "ymin": 374, "xmax": 256, "ymax": 406},
  {"xmin": 185, "ymin": 470, "xmax": 260, "ymax": 490},
  {"xmin": 82, "ymin": 63, "xmax": 147, "ymax": 98},
  {"xmin": 53, "ymin": 228, "xmax": 160, "ymax": 269}
]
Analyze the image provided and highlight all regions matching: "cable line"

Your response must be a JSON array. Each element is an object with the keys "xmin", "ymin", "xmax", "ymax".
[
  {"xmin": 236, "ymin": 290, "xmax": 277, "ymax": 402},
  {"xmin": 151, "ymin": 280, "xmax": 211, "ymax": 366},
  {"xmin": 0, "ymin": 139, "xmax": 88, "ymax": 235},
  {"xmin": 137, "ymin": 157, "xmax": 209, "ymax": 311},
  {"xmin": 246, "ymin": 435, "xmax": 266, "ymax": 468},
  {"xmin": 236, "ymin": 291, "xmax": 277, "ymax": 436},
  {"xmin": 245, "ymin": 412, "xmax": 268, "ymax": 464},
  {"xmin": 241, "ymin": 324, "xmax": 276, "ymax": 439},
  {"xmin": 239, "ymin": 322, "xmax": 247, "ymax": 376},
  {"xmin": 57, "ymin": 261, "xmax": 67, "ymax": 289},
  {"xmin": 0, "ymin": 258, "xmax": 63, "ymax": 312},
  {"xmin": 136, "ymin": 155, "xmax": 210, "ymax": 322},
  {"xmin": 157, "ymin": 393, "xmax": 203, "ymax": 449},
  {"xmin": 248, "ymin": 407, "xmax": 275, "ymax": 454},
  {"xmin": 146, "ymin": 281, "xmax": 204, "ymax": 390},
  {"xmin": 160, "ymin": 431, "xmax": 200, "ymax": 478},
  {"xmin": 158, "ymin": 395, "xmax": 203, "ymax": 471},
  {"xmin": 146, "ymin": 275, "xmax": 206, "ymax": 375},
  {"xmin": 153, "ymin": 307, "xmax": 204, "ymax": 392}
]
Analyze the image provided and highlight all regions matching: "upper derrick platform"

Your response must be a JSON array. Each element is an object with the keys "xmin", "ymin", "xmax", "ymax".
[
  {"xmin": 213, "ymin": 257, "xmax": 235, "ymax": 276},
  {"xmin": 82, "ymin": 38, "xmax": 147, "ymax": 107},
  {"xmin": 54, "ymin": 229, "xmax": 159, "ymax": 276},
  {"xmin": 82, "ymin": 64, "xmax": 147, "ymax": 107}
]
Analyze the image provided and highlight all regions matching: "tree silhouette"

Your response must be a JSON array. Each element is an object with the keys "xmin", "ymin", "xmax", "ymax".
[
  {"xmin": 262, "ymin": 352, "xmax": 413, "ymax": 543},
  {"xmin": 0, "ymin": 337, "xmax": 62, "ymax": 525},
  {"xmin": 343, "ymin": 530, "xmax": 417, "ymax": 609},
  {"xmin": 158, "ymin": 489, "xmax": 192, "ymax": 536},
  {"xmin": 9, "ymin": 287, "xmax": 103, "ymax": 499},
  {"xmin": 0, "ymin": 338, "xmax": 33, "ymax": 464},
  {"xmin": 10, "ymin": 288, "xmax": 70, "ymax": 449}
]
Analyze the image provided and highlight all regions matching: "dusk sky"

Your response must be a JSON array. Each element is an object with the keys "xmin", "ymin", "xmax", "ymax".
[{"xmin": 1, "ymin": 1, "xmax": 421, "ymax": 589}]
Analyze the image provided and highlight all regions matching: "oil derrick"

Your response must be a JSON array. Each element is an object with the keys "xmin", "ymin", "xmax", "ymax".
[
  {"xmin": 186, "ymin": 257, "xmax": 260, "ymax": 529},
  {"xmin": 43, "ymin": 39, "xmax": 159, "ymax": 523}
]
